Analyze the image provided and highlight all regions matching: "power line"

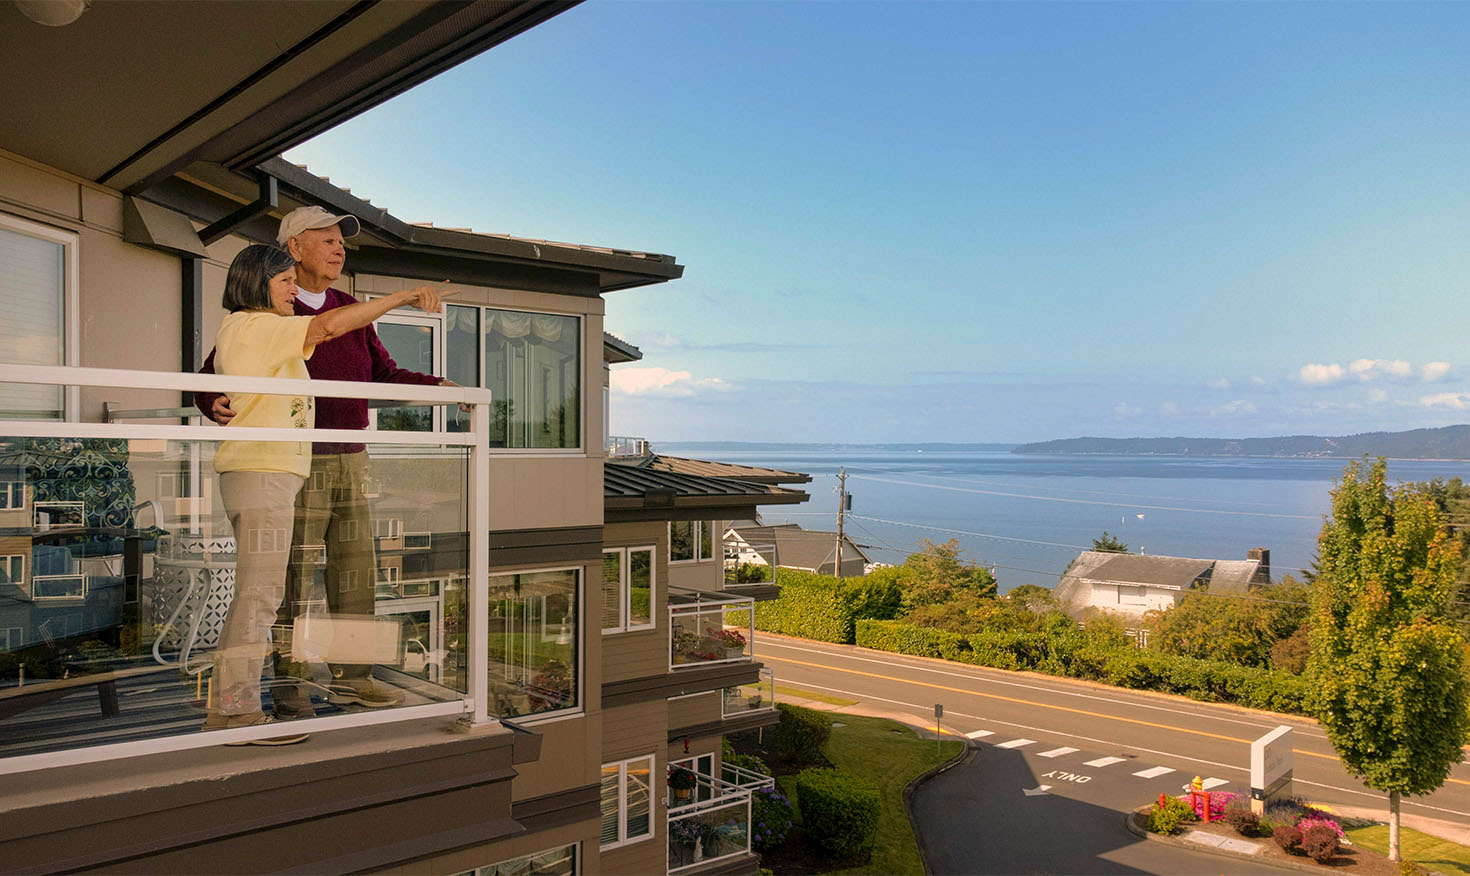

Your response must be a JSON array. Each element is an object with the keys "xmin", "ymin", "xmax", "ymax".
[{"xmin": 889, "ymin": 470, "xmax": 1311, "ymax": 512}]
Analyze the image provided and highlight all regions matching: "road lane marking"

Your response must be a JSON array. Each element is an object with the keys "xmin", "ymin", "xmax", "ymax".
[
  {"xmin": 761, "ymin": 638, "xmax": 1319, "ymax": 737},
  {"xmin": 965, "ymin": 730, "xmax": 994, "ymax": 739},
  {"xmin": 1042, "ymin": 770, "xmax": 1092, "ymax": 783},
  {"xmin": 1085, "ymin": 756, "xmax": 1127, "ymax": 768},
  {"xmin": 763, "ymin": 675, "xmax": 1470, "ymax": 820},
  {"xmin": 1134, "ymin": 766, "xmax": 1176, "ymax": 779},
  {"xmin": 1202, "ymin": 778, "xmax": 1230, "ymax": 790},
  {"xmin": 996, "ymin": 738, "xmax": 1036, "ymax": 749},
  {"xmin": 763, "ymin": 651, "xmax": 1470, "ymax": 785},
  {"xmin": 1023, "ymin": 785, "xmax": 1051, "ymax": 796},
  {"xmin": 1038, "ymin": 746, "xmax": 1080, "ymax": 758}
]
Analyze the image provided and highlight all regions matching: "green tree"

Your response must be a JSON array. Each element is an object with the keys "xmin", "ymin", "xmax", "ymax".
[
  {"xmin": 1144, "ymin": 591, "xmax": 1278, "ymax": 667},
  {"xmin": 1092, "ymin": 531, "xmax": 1129, "ymax": 553},
  {"xmin": 896, "ymin": 538, "xmax": 997, "ymax": 613},
  {"xmin": 1306, "ymin": 459, "xmax": 1469, "ymax": 861}
]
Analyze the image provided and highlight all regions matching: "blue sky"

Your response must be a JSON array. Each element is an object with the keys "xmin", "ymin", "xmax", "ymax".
[{"xmin": 285, "ymin": 1, "xmax": 1470, "ymax": 443}]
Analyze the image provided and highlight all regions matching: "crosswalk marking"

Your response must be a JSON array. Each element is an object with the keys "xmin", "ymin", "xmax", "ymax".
[
  {"xmin": 1133, "ymin": 766, "xmax": 1175, "ymax": 779},
  {"xmin": 1201, "ymin": 777, "xmax": 1229, "ymax": 790},
  {"xmin": 965, "ymin": 730, "xmax": 994, "ymax": 739},
  {"xmin": 996, "ymin": 738, "xmax": 1035, "ymax": 749},
  {"xmin": 1084, "ymin": 756, "xmax": 1126, "ymax": 768},
  {"xmin": 1037, "ymin": 746, "xmax": 1080, "ymax": 758}
]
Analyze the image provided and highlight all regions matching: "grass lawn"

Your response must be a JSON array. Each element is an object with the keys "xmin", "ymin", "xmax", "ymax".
[
  {"xmin": 775, "ymin": 684, "xmax": 859, "ymax": 706},
  {"xmin": 1346, "ymin": 823, "xmax": 1470, "ymax": 876},
  {"xmin": 821, "ymin": 714, "xmax": 965, "ymax": 875}
]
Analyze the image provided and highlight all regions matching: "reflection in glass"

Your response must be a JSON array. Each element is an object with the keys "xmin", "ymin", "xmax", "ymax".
[
  {"xmin": 484, "ymin": 308, "xmax": 579, "ymax": 448},
  {"xmin": 486, "ymin": 568, "xmax": 578, "ymax": 717},
  {"xmin": 376, "ymin": 321, "xmax": 436, "ymax": 432}
]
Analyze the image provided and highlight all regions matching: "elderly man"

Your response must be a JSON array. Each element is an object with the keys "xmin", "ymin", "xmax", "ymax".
[{"xmin": 196, "ymin": 206, "xmax": 451, "ymax": 718}]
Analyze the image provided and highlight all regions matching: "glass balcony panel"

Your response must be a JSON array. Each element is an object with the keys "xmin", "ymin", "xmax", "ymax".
[
  {"xmin": 722, "ymin": 667, "xmax": 775, "ymax": 718},
  {"xmin": 0, "ymin": 436, "xmax": 471, "ymax": 759},
  {"xmin": 719, "ymin": 760, "xmax": 775, "ymax": 792},
  {"xmin": 722, "ymin": 538, "xmax": 775, "ymax": 590},
  {"xmin": 668, "ymin": 795, "xmax": 751, "ymax": 872},
  {"xmin": 668, "ymin": 590, "xmax": 753, "ymax": 670}
]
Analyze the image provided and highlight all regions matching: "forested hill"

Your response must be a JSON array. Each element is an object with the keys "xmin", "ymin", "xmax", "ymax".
[{"xmin": 1013, "ymin": 425, "xmax": 1470, "ymax": 459}]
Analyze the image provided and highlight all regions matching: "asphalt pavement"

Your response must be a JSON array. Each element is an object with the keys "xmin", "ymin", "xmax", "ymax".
[{"xmin": 756, "ymin": 632, "xmax": 1470, "ymax": 874}]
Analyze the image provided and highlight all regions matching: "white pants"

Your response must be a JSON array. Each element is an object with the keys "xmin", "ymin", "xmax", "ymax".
[{"xmin": 215, "ymin": 470, "xmax": 305, "ymax": 716}]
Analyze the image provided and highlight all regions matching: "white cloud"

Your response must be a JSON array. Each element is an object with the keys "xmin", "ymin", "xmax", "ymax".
[
  {"xmin": 1210, "ymin": 399, "xmax": 1258, "ymax": 416},
  {"xmin": 610, "ymin": 366, "xmax": 730, "ymax": 397},
  {"xmin": 1421, "ymin": 392, "xmax": 1470, "ymax": 411},
  {"xmin": 1295, "ymin": 363, "xmax": 1347, "ymax": 386},
  {"xmin": 1423, "ymin": 361, "xmax": 1453, "ymax": 382},
  {"xmin": 1368, "ymin": 388, "xmax": 1388, "ymax": 403},
  {"xmin": 1113, "ymin": 401, "xmax": 1141, "ymax": 419},
  {"xmin": 1160, "ymin": 401, "xmax": 1179, "ymax": 416},
  {"xmin": 1349, "ymin": 358, "xmax": 1413, "ymax": 381},
  {"xmin": 1207, "ymin": 378, "xmax": 1230, "ymax": 389},
  {"xmin": 1250, "ymin": 376, "xmax": 1267, "ymax": 387}
]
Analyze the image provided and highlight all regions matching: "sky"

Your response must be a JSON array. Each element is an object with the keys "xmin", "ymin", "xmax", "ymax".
[{"xmin": 284, "ymin": 1, "xmax": 1470, "ymax": 444}]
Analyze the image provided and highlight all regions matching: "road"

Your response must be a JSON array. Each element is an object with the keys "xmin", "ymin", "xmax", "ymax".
[{"xmin": 757, "ymin": 633, "xmax": 1470, "ymax": 873}]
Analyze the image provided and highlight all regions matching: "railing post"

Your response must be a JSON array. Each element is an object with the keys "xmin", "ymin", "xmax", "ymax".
[{"xmin": 469, "ymin": 398, "xmax": 491, "ymax": 724}]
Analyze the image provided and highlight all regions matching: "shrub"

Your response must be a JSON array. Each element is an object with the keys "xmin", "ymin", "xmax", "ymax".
[
  {"xmin": 750, "ymin": 785, "xmax": 794, "ymax": 852},
  {"xmin": 793, "ymin": 768, "xmax": 880, "ymax": 858},
  {"xmin": 1296, "ymin": 814, "xmax": 1344, "ymax": 840},
  {"xmin": 773, "ymin": 703, "xmax": 831, "ymax": 765},
  {"xmin": 1400, "ymin": 860, "xmax": 1428, "ymax": 876},
  {"xmin": 1147, "ymin": 796, "xmax": 1196, "ymax": 835},
  {"xmin": 1187, "ymin": 789, "xmax": 1238, "ymax": 821},
  {"xmin": 753, "ymin": 569, "xmax": 901, "ymax": 643},
  {"xmin": 1301, "ymin": 824, "xmax": 1340, "ymax": 864},
  {"xmin": 1273, "ymin": 824, "xmax": 1303, "ymax": 855},
  {"xmin": 1224, "ymin": 807, "xmax": 1260, "ymax": 837}
]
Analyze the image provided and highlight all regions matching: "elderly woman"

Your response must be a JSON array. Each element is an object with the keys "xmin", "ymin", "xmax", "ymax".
[{"xmin": 204, "ymin": 244, "xmax": 445, "ymax": 743}]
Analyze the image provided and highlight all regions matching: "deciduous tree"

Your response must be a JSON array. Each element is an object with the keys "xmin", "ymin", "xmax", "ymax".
[
  {"xmin": 1307, "ymin": 459, "xmax": 1469, "ymax": 861},
  {"xmin": 896, "ymin": 538, "xmax": 997, "ymax": 613}
]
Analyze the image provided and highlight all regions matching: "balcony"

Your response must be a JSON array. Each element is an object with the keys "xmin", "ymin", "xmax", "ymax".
[
  {"xmin": 669, "ymin": 587, "xmax": 754, "ymax": 671},
  {"xmin": 722, "ymin": 538, "xmax": 781, "ymax": 601},
  {"xmin": 667, "ymin": 764, "xmax": 759, "ymax": 873},
  {"xmin": 0, "ymin": 365, "xmax": 509, "ymax": 769},
  {"xmin": 605, "ymin": 435, "xmax": 650, "ymax": 459},
  {"xmin": 722, "ymin": 667, "xmax": 774, "ymax": 719}
]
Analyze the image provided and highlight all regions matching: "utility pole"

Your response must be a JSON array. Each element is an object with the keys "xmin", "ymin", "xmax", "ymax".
[{"xmin": 835, "ymin": 467, "xmax": 847, "ymax": 577}]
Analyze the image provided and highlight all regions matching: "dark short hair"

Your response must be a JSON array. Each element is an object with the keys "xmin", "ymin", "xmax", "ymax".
[{"xmin": 222, "ymin": 244, "xmax": 296, "ymax": 313}]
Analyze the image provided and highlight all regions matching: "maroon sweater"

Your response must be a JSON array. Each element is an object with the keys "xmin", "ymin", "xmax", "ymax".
[{"xmin": 196, "ymin": 288, "xmax": 442, "ymax": 454}]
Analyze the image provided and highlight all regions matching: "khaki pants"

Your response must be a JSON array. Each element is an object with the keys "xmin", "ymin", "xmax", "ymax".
[
  {"xmin": 278, "ymin": 451, "xmax": 378, "ymax": 682},
  {"xmin": 216, "ymin": 470, "xmax": 304, "ymax": 716}
]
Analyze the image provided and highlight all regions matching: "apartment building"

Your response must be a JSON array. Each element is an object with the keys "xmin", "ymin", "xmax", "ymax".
[{"xmin": 0, "ymin": 4, "xmax": 806, "ymax": 874}]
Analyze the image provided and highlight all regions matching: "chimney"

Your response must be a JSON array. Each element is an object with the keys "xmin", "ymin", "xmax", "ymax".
[{"xmin": 1248, "ymin": 548, "xmax": 1271, "ymax": 584}]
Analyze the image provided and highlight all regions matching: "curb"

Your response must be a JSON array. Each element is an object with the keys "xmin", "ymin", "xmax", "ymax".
[
  {"xmin": 1123, "ymin": 806, "xmax": 1345, "ymax": 876},
  {"xmin": 904, "ymin": 739, "xmax": 974, "ymax": 876}
]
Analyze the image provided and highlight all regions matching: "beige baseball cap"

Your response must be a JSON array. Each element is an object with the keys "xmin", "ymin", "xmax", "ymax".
[{"xmin": 276, "ymin": 205, "xmax": 361, "ymax": 246}]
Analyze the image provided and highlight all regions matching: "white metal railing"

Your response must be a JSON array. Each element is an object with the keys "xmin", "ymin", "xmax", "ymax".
[
  {"xmin": 723, "ymin": 538, "xmax": 776, "ymax": 589},
  {"xmin": 604, "ymin": 435, "xmax": 649, "ymax": 458},
  {"xmin": 667, "ymin": 765, "xmax": 753, "ymax": 872},
  {"xmin": 722, "ymin": 667, "xmax": 775, "ymax": 719},
  {"xmin": 719, "ymin": 760, "xmax": 775, "ymax": 792},
  {"xmin": 668, "ymin": 587, "xmax": 754, "ymax": 671},
  {"xmin": 0, "ymin": 364, "xmax": 493, "ymax": 773}
]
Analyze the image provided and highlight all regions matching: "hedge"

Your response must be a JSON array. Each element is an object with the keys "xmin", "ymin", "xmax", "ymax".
[
  {"xmin": 773, "ymin": 703, "xmax": 831, "ymax": 765},
  {"xmin": 793, "ymin": 768, "xmax": 881, "ymax": 858},
  {"xmin": 752, "ymin": 569, "xmax": 900, "ymax": 644},
  {"xmin": 855, "ymin": 619, "xmax": 1309, "ymax": 714}
]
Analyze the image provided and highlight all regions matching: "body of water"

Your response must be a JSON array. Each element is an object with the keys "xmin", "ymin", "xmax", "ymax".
[{"xmin": 691, "ymin": 450, "xmax": 1470, "ymax": 593}]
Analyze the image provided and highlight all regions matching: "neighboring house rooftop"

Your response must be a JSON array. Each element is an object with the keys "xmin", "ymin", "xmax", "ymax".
[
  {"xmin": 728, "ymin": 523, "xmax": 872, "ymax": 572},
  {"xmin": 1081, "ymin": 555, "xmax": 1214, "ymax": 591},
  {"xmin": 1054, "ymin": 549, "xmax": 1270, "ymax": 619},
  {"xmin": 603, "ymin": 333, "xmax": 642, "ymax": 364},
  {"xmin": 604, "ymin": 461, "xmax": 808, "ymax": 515},
  {"xmin": 641, "ymin": 455, "xmax": 813, "ymax": 486}
]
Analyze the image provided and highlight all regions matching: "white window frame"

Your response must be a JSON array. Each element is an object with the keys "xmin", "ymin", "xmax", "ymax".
[
  {"xmin": 601, "ymin": 754, "xmax": 655, "ymax": 850},
  {"xmin": 0, "ymin": 212, "xmax": 79, "ymax": 421},
  {"xmin": 669, "ymin": 520, "xmax": 715, "ymax": 564},
  {"xmin": 488, "ymin": 564, "xmax": 583, "ymax": 722},
  {"xmin": 601, "ymin": 545, "xmax": 656, "ymax": 634},
  {"xmin": 1, "ymin": 554, "xmax": 24, "ymax": 584},
  {"xmin": 372, "ymin": 310, "xmax": 445, "ymax": 433},
  {"xmin": 374, "ymin": 517, "xmax": 403, "ymax": 540},
  {"xmin": 0, "ymin": 482, "xmax": 23, "ymax": 510}
]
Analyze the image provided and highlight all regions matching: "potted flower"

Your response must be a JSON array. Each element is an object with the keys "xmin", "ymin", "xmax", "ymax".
[
  {"xmin": 668, "ymin": 766, "xmax": 698, "ymax": 803},
  {"xmin": 528, "ymin": 660, "xmax": 571, "ymax": 711},
  {"xmin": 712, "ymin": 628, "xmax": 746, "ymax": 659}
]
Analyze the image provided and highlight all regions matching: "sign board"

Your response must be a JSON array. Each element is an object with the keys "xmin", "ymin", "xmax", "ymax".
[
  {"xmin": 1250, "ymin": 725, "xmax": 1293, "ymax": 814},
  {"xmin": 934, "ymin": 703, "xmax": 943, "ymax": 719}
]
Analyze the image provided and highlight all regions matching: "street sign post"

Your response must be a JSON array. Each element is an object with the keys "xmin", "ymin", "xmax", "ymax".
[{"xmin": 934, "ymin": 704, "xmax": 943, "ymax": 754}]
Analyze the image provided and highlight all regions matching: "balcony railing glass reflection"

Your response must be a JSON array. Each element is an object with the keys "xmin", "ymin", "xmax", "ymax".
[
  {"xmin": 722, "ymin": 667, "xmax": 774, "ymax": 718},
  {"xmin": 722, "ymin": 538, "xmax": 775, "ymax": 590},
  {"xmin": 668, "ymin": 587, "xmax": 753, "ymax": 670},
  {"xmin": 0, "ymin": 365, "xmax": 492, "ymax": 766},
  {"xmin": 667, "ymin": 764, "xmax": 753, "ymax": 872}
]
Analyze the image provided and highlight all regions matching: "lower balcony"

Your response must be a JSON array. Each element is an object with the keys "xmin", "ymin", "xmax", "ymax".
[
  {"xmin": 669, "ymin": 588, "xmax": 754, "ymax": 671},
  {"xmin": 667, "ymin": 764, "xmax": 762, "ymax": 875},
  {"xmin": 722, "ymin": 667, "xmax": 774, "ymax": 719}
]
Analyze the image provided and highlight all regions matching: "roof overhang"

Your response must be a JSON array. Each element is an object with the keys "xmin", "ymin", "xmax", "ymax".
[{"xmin": 1, "ymin": 1, "xmax": 578, "ymax": 194}]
